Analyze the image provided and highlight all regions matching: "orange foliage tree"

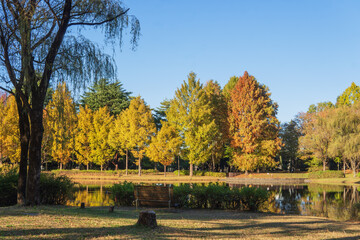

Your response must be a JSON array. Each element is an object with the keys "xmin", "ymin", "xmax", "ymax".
[{"xmin": 228, "ymin": 71, "xmax": 281, "ymax": 173}]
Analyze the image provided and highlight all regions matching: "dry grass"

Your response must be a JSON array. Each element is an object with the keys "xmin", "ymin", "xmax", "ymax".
[{"xmin": 1, "ymin": 205, "xmax": 360, "ymax": 239}]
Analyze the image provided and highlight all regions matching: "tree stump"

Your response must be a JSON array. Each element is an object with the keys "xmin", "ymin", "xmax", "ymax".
[{"xmin": 136, "ymin": 210, "xmax": 157, "ymax": 228}]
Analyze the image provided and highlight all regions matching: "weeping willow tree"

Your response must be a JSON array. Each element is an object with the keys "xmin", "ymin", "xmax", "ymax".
[{"xmin": 0, "ymin": 0, "xmax": 140, "ymax": 205}]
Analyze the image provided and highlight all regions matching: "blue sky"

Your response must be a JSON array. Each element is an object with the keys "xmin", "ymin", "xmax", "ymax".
[{"xmin": 103, "ymin": 0, "xmax": 360, "ymax": 123}]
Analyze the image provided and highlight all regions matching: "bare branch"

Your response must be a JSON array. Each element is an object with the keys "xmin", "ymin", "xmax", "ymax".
[
  {"xmin": 68, "ymin": 9, "xmax": 129, "ymax": 27},
  {"xmin": 32, "ymin": 20, "xmax": 56, "ymax": 50}
]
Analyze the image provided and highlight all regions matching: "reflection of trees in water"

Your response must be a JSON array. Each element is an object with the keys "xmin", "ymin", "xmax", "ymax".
[
  {"xmin": 302, "ymin": 185, "xmax": 359, "ymax": 220},
  {"xmin": 230, "ymin": 183, "xmax": 359, "ymax": 220},
  {"xmin": 67, "ymin": 185, "xmax": 114, "ymax": 207}
]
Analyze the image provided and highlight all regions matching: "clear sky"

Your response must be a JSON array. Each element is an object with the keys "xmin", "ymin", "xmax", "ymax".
[{"xmin": 105, "ymin": 0, "xmax": 360, "ymax": 123}]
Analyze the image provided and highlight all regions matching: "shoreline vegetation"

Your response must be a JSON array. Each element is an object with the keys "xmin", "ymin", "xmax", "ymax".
[
  {"xmin": 1, "ymin": 205, "xmax": 360, "ymax": 240},
  {"xmin": 50, "ymin": 170, "xmax": 360, "ymax": 186}
]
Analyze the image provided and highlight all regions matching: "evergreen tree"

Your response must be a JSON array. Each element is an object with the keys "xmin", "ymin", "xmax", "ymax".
[
  {"xmin": 228, "ymin": 71, "xmax": 281, "ymax": 173},
  {"xmin": 167, "ymin": 72, "xmax": 217, "ymax": 176},
  {"xmin": 153, "ymin": 99, "xmax": 171, "ymax": 130},
  {"xmin": 81, "ymin": 78, "xmax": 131, "ymax": 116}
]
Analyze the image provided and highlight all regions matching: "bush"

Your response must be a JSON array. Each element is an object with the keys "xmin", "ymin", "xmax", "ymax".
[
  {"xmin": 173, "ymin": 170, "xmax": 226, "ymax": 177},
  {"xmin": 40, "ymin": 174, "xmax": 75, "ymax": 205},
  {"xmin": 111, "ymin": 181, "xmax": 135, "ymax": 206},
  {"xmin": 238, "ymin": 187, "xmax": 269, "ymax": 211},
  {"xmin": 172, "ymin": 184, "xmax": 268, "ymax": 211},
  {"xmin": 308, "ymin": 170, "xmax": 345, "ymax": 179},
  {"xmin": 0, "ymin": 169, "xmax": 18, "ymax": 207},
  {"xmin": 173, "ymin": 184, "xmax": 191, "ymax": 208},
  {"xmin": 0, "ymin": 171, "xmax": 75, "ymax": 206}
]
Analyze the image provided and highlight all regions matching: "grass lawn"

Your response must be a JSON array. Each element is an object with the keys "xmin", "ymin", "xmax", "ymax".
[{"xmin": 1, "ymin": 206, "xmax": 360, "ymax": 239}]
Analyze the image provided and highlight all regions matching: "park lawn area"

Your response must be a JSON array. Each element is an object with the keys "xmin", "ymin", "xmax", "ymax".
[{"xmin": 1, "ymin": 206, "xmax": 360, "ymax": 240}]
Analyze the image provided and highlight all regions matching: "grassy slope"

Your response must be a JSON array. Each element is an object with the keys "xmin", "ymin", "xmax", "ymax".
[{"xmin": 1, "ymin": 206, "xmax": 360, "ymax": 239}]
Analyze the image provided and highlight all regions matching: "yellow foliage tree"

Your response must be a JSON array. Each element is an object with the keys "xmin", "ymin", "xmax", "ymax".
[
  {"xmin": 147, "ymin": 122, "xmax": 182, "ymax": 176},
  {"xmin": 75, "ymin": 106, "xmax": 93, "ymax": 170},
  {"xmin": 0, "ymin": 95, "xmax": 20, "ymax": 162},
  {"xmin": 46, "ymin": 83, "xmax": 77, "ymax": 169},
  {"xmin": 118, "ymin": 97, "xmax": 155, "ymax": 176},
  {"xmin": 89, "ymin": 107, "xmax": 114, "ymax": 171}
]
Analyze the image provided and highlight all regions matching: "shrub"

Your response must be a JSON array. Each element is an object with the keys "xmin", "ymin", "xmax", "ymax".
[
  {"xmin": 173, "ymin": 184, "xmax": 191, "ymax": 208},
  {"xmin": 40, "ymin": 173, "xmax": 75, "ymax": 205},
  {"xmin": 173, "ymin": 170, "xmax": 226, "ymax": 177},
  {"xmin": 239, "ymin": 187, "xmax": 269, "ymax": 211},
  {"xmin": 111, "ymin": 181, "xmax": 135, "ymax": 206},
  {"xmin": 308, "ymin": 170, "xmax": 345, "ymax": 179},
  {"xmin": 205, "ymin": 183, "xmax": 231, "ymax": 209},
  {"xmin": 0, "ymin": 169, "xmax": 18, "ymax": 207}
]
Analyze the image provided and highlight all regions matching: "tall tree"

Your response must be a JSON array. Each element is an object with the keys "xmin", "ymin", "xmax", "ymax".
[
  {"xmin": 279, "ymin": 119, "xmax": 302, "ymax": 171},
  {"xmin": 81, "ymin": 78, "xmax": 131, "ymax": 116},
  {"xmin": 75, "ymin": 106, "xmax": 93, "ymax": 170},
  {"xmin": 46, "ymin": 82, "xmax": 77, "ymax": 169},
  {"xmin": 167, "ymin": 72, "xmax": 217, "ymax": 176},
  {"xmin": 329, "ymin": 105, "xmax": 360, "ymax": 177},
  {"xmin": 126, "ymin": 97, "xmax": 155, "ymax": 176},
  {"xmin": 147, "ymin": 122, "xmax": 182, "ymax": 176},
  {"xmin": 0, "ymin": 1, "xmax": 139, "ymax": 205},
  {"xmin": 89, "ymin": 107, "xmax": 114, "ymax": 171},
  {"xmin": 299, "ymin": 110, "xmax": 333, "ymax": 171},
  {"xmin": 222, "ymin": 76, "xmax": 239, "ymax": 99},
  {"xmin": 203, "ymin": 80, "xmax": 228, "ymax": 170},
  {"xmin": 153, "ymin": 99, "xmax": 171, "ymax": 130},
  {"xmin": 228, "ymin": 71, "xmax": 281, "ymax": 173},
  {"xmin": 336, "ymin": 82, "xmax": 360, "ymax": 107}
]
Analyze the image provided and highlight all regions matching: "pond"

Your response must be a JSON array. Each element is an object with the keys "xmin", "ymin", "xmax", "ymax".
[{"xmin": 67, "ymin": 183, "xmax": 360, "ymax": 221}]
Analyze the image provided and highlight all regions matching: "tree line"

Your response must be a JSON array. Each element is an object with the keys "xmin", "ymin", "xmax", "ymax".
[
  {"xmin": 1, "ymin": 72, "xmax": 282, "ymax": 176},
  {"xmin": 279, "ymin": 82, "xmax": 360, "ymax": 176}
]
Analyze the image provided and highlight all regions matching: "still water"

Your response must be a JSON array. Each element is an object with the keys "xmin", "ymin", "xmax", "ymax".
[{"xmin": 67, "ymin": 183, "xmax": 360, "ymax": 220}]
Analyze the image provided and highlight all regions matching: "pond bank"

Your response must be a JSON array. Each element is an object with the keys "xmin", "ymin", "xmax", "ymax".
[{"xmin": 1, "ymin": 205, "xmax": 359, "ymax": 239}]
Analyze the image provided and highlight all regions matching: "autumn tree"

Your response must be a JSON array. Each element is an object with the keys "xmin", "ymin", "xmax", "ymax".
[
  {"xmin": 167, "ymin": 72, "xmax": 217, "ymax": 176},
  {"xmin": 75, "ymin": 106, "xmax": 93, "ymax": 170},
  {"xmin": 299, "ymin": 110, "xmax": 333, "ymax": 171},
  {"xmin": 0, "ymin": 95, "xmax": 20, "ymax": 162},
  {"xmin": 147, "ymin": 122, "xmax": 182, "ymax": 176},
  {"xmin": 228, "ymin": 71, "xmax": 281, "ymax": 173},
  {"xmin": 222, "ymin": 76, "xmax": 239, "ymax": 99},
  {"xmin": 0, "ymin": 1, "xmax": 139, "ymax": 205},
  {"xmin": 89, "ymin": 107, "xmax": 114, "ymax": 171},
  {"xmin": 81, "ymin": 78, "xmax": 131, "ymax": 116},
  {"xmin": 128, "ymin": 97, "xmax": 156, "ymax": 176},
  {"xmin": 308, "ymin": 102, "xmax": 335, "ymax": 113},
  {"xmin": 336, "ymin": 82, "xmax": 360, "ymax": 107},
  {"xmin": 328, "ymin": 105, "xmax": 360, "ymax": 177},
  {"xmin": 203, "ymin": 80, "xmax": 228, "ymax": 170},
  {"xmin": 46, "ymin": 82, "xmax": 77, "ymax": 169}
]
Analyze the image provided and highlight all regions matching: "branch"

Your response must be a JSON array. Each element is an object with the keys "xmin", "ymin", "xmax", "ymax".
[
  {"xmin": 0, "ymin": 86, "xmax": 14, "ymax": 95},
  {"xmin": 68, "ymin": 8, "xmax": 129, "ymax": 27},
  {"xmin": 32, "ymin": 19, "xmax": 56, "ymax": 50}
]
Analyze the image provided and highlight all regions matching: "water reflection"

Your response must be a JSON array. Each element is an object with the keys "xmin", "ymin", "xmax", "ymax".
[{"xmin": 68, "ymin": 183, "xmax": 360, "ymax": 220}]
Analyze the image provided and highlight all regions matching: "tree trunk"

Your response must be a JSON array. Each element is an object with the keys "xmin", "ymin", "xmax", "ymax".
[
  {"xmin": 60, "ymin": 163, "xmax": 63, "ymax": 170},
  {"xmin": 323, "ymin": 159, "xmax": 326, "ymax": 171},
  {"xmin": 87, "ymin": 163, "xmax": 89, "ymax": 171},
  {"xmin": 16, "ymin": 98, "xmax": 30, "ymax": 205},
  {"xmin": 101, "ymin": 164, "xmax": 103, "ymax": 171},
  {"xmin": 126, "ymin": 149, "xmax": 128, "ymax": 176},
  {"xmin": 343, "ymin": 160, "xmax": 346, "ymax": 174},
  {"xmin": 190, "ymin": 163, "xmax": 193, "ymax": 177},
  {"xmin": 178, "ymin": 155, "xmax": 180, "ymax": 177},
  {"xmin": 138, "ymin": 158, "xmax": 141, "ymax": 176},
  {"xmin": 164, "ymin": 165, "xmax": 166, "ymax": 177},
  {"xmin": 26, "ymin": 108, "xmax": 44, "ymax": 205}
]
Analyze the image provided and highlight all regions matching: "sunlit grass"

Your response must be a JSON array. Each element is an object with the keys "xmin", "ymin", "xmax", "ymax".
[{"xmin": 1, "ymin": 205, "xmax": 360, "ymax": 239}]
